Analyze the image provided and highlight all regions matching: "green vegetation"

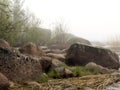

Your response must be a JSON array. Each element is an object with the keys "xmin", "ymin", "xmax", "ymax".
[
  {"xmin": 47, "ymin": 70, "xmax": 61, "ymax": 79},
  {"xmin": 0, "ymin": 0, "xmax": 70, "ymax": 46},
  {"xmin": 71, "ymin": 66, "xmax": 100, "ymax": 77},
  {"xmin": 35, "ymin": 73, "xmax": 48, "ymax": 83},
  {"xmin": 86, "ymin": 67, "xmax": 100, "ymax": 75},
  {"xmin": 0, "ymin": 0, "xmax": 89, "ymax": 47},
  {"xmin": 46, "ymin": 66, "xmax": 100, "ymax": 79},
  {"xmin": 0, "ymin": 0, "xmax": 52, "ymax": 45}
]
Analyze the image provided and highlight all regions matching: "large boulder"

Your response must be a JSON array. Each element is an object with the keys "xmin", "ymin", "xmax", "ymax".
[
  {"xmin": 0, "ymin": 73, "xmax": 10, "ymax": 90},
  {"xmin": 0, "ymin": 39, "xmax": 10, "ymax": 49},
  {"xmin": 19, "ymin": 42, "xmax": 44, "ymax": 57},
  {"xmin": 0, "ymin": 47, "xmax": 42, "ymax": 82},
  {"xmin": 66, "ymin": 43, "xmax": 120, "ymax": 69}
]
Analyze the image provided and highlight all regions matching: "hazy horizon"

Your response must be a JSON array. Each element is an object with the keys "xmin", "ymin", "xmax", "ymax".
[{"xmin": 24, "ymin": 0, "xmax": 120, "ymax": 42}]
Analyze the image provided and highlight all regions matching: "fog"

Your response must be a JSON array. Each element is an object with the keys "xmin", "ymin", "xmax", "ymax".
[{"xmin": 24, "ymin": 0, "xmax": 120, "ymax": 41}]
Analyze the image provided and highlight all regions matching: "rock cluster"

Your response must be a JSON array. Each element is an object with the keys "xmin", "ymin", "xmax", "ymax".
[{"xmin": 0, "ymin": 39, "xmax": 119, "ymax": 90}]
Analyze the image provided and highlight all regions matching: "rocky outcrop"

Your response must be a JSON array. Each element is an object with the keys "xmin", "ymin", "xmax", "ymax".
[
  {"xmin": 0, "ymin": 47, "xmax": 42, "ymax": 82},
  {"xmin": 0, "ymin": 39, "xmax": 10, "ymax": 49},
  {"xmin": 0, "ymin": 73, "xmax": 10, "ymax": 90},
  {"xmin": 19, "ymin": 42, "xmax": 45, "ymax": 57},
  {"xmin": 66, "ymin": 43, "xmax": 120, "ymax": 69}
]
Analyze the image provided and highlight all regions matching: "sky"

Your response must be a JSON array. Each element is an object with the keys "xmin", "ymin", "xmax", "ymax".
[{"xmin": 24, "ymin": 0, "xmax": 120, "ymax": 42}]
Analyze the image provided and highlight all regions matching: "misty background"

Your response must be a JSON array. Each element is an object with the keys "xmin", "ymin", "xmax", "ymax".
[
  {"xmin": 24, "ymin": 0, "xmax": 120, "ymax": 42},
  {"xmin": 0, "ymin": 0, "xmax": 120, "ymax": 47}
]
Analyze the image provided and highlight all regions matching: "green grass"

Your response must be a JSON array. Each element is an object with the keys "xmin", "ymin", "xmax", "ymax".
[
  {"xmin": 34, "ymin": 65, "xmax": 100, "ymax": 81},
  {"xmin": 70, "ymin": 66, "xmax": 100, "ymax": 77},
  {"xmin": 47, "ymin": 66, "xmax": 100, "ymax": 79},
  {"xmin": 35, "ymin": 73, "xmax": 48, "ymax": 83},
  {"xmin": 86, "ymin": 67, "xmax": 100, "ymax": 75},
  {"xmin": 47, "ymin": 70, "xmax": 61, "ymax": 79}
]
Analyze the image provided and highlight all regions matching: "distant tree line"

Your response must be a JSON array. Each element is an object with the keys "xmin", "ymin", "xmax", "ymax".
[{"xmin": 0, "ymin": 0, "xmax": 90, "ymax": 47}]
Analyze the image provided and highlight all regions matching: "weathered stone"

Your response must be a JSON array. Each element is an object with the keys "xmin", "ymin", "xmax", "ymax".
[
  {"xmin": 111, "ymin": 72, "xmax": 120, "ymax": 78},
  {"xmin": 51, "ymin": 59, "xmax": 66, "ymax": 68},
  {"xmin": 0, "ymin": 73, "xmax": 10, "ymax": 90},
  {"xmin": 19, "ymin": 42, "xmax": 44, "ymax": 57},
  {"xmin": 46, "ymin": 53, "xmax": 65, "ymax": 62},
  {"xmin": 66, "ymin": 43, "xmax": 120, "ymax": 69},
  {"xmin": 64, "ymin": 68, "xmax": 74, "ymax": 77},
  {"xmin": 54, "ymin": 67, "xmax": 73, "ymax": 78},
  {"xmin": 25, "ymin": 81, "xmax": 41, "ymax": 89},
  {"xmin": 0, "ymin": 39, "xmax": 10, "ymax": 49},
  {"xmin": 0, "ymin": 47, "xmax": 42, "ymax": 82}
]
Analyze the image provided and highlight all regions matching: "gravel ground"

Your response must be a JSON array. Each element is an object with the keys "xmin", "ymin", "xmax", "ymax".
[{"xmin": 105, "ymin": 82, "xmax": 120, "ymax": 90}]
